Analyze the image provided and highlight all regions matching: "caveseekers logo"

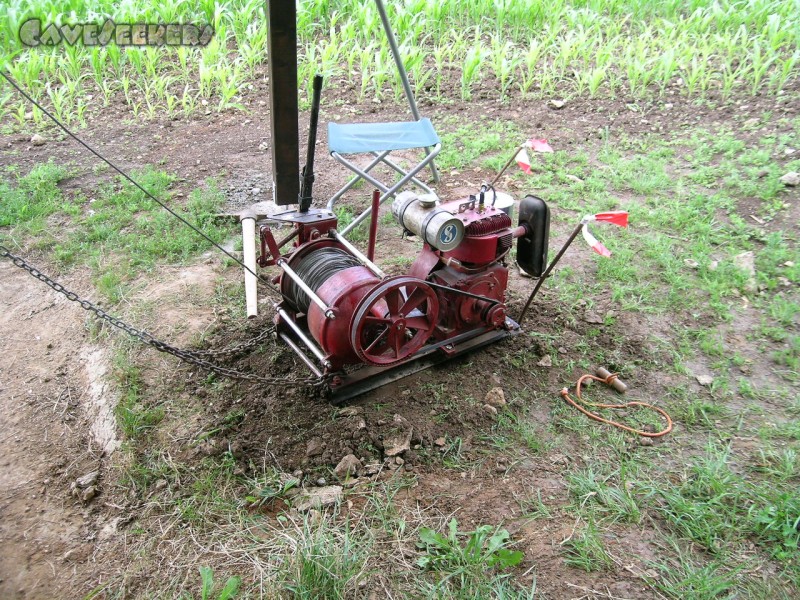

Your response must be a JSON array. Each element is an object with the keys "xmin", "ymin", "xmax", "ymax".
[{"xmin": 19, "ymin": 19, "xmax": 214, "ymax": 47}]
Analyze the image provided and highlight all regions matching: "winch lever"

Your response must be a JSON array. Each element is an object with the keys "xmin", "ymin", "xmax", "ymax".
[{"xmin": 299, "ymin": 74, "xmax": 324, "ymax": 212}]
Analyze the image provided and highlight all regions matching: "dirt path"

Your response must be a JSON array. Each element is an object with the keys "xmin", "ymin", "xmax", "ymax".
[{"xmin": 0, "ymin": 262, "xmax": 115, "ymax": 599}]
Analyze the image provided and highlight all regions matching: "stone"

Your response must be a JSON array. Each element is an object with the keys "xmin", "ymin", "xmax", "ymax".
[
  {"xmin": 75, "ymin": 471, "xmax": 99, "ymax": 489},
  {"xmin": 779, "ymin": 172, "xmax": 800, "ymax": 186},
  {"xmin": 548, "ymin": 99, "xmax": 566, "ymax": 109},
  {"xmin": 316, "ymin": 477, "xmax": 327, "ymax": 487},
  {"xmin": 337, "ymin": 406, "xmax": 363, "ymax": 418},
  {"xmin": 334, "ymin": 454, "xmax": 362, "ymax": 479},
  {"xmin": 684, "ymin": 259, "xmax": 700, "ymax": 269},
  {"xmin": 30, "ymin": 134, "xmax": 45, "ymax": 146},
  {"xmin": 733, "ymin": 251, "xmax": 757, "ymax": 293},
  {"xmin": 394, "ymin": 456, "xmax": 404, "ymax": 466},
  {"xmin": 483, "ymin": 404, "xmax": 498, "ymax": 416},
  {"xmin": 362, "ymin": 462, "xmax": 382, "ymax": 476},
  {"xmin": 485, "ymin": 387, "xmax": 506, "ymax": 408},
  {"xmin": 383, "ymin": 414, "xmax": 413, "ymax": 457},
  {"xmin": 154, "ymin": 479, "xmax": 168, "ymax": 491},
  {"xmin": 537, "ymin": 355, "xmax": 553, "ymax": 367},
  {"xmin": 81, "ymin": 486, "xmax": 96, "ymax": 503},
  {"xmin": 584, "ymin": 310, "xmax": 604, "ymax": 324},
  {"xmin": 305, "ymin": 438, "xmax": 324, "ymax": 457},
  {"xmin": 293, "ymin": 485, "xmax": 343, "ymax": 511},
  {"xmin": 434, "ymin": 437, "xmax": 446, "ymax": 447},
  {"xmin": 695, "ymin": 374, "xmax": 714, "ymax": 387},
  {"xmin": 639, "ymin": 437, "xmax": 654, "ymax": 447}
]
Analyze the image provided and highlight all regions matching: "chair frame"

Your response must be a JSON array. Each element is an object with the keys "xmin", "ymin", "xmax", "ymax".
[{"xmin": 327, "ymin": 142, "xmax": 442, "ymax": 236}]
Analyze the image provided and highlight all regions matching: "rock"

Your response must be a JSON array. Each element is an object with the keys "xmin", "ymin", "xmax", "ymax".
[
  {"xmin": 251, "ymin": 187, "xmax": 261, "ymax": 195},
  {"xmin": 695, "ymin": 374, "xmax": 714, "ymax": 387},
  {"xmin": 558, "ymin": 347, "xmax": 567, "ymax": 354},
  {"xmin": 316, "ymin": 477, "xmax": 327, "ymax": 487},
  {"xmin": 684, "ymin": 258, "xmax": 700, "ymax": 269},
  {"xmin": 537, "ymin": 355, "xmax": 552, "ymax": 367},
  {"xmin": 485, "ymin": 387, "xmax": 506, "ymax": 408},
  {"xmin": 81, "ymin": 486, "xmax": 96, "ymax": 503},
  {"xmin": 734, "ymin": 252, "xmax": 754, "ymax": 275},
  {"xmin": 708, "ymin": 260, "xmax": 719, "ymax": 271},
  {"xmin": 394, "ymin": 456, "xmax": 404, "ymax": 466},
  {"xmin": 154, "ymin": 479, "xmax": 168, "ymax": 491},
  {"xmin": 293, "ymin": 485, "xmax": 343, "ymax": 511},
  {"xmin": 548, "ymin": 99, "xmax": 566, "ymax": 109},
  {"xmin": 733, "ymin": 251, "xmax": 757, "ymax": 293},
  {"xmin": 362, "ymin": 462, "xmax": 381, "ymax": 476},
  {"xmin": 306, "ymin": 438, "xmax": 324, "ymax": 457},
  {"xmin": 495, "ymin": 464, "xmax": 506, "ymax": 474},
  {"xmin": 639, "ymin": 437, "xmax": 654, "ymax": 447},
  {"xmin": 550, "ymin": 453, "xmax": 569, "ymax": 466},
  {"xmin": 779, "ymin": 172, "xmax": 800, "ymax": 186},
  {"xmin": 383, "ymin": 415, "xmax": 413, "ymax": 457},
  {"xmin": 75, "ymin": 471, "xmax": 99, "ymax": 489},
  {"xmin": 584, "ymin": 310, "xmax": 604, "ymax": 324},
  {"xmin": 334, "ymin": 454, "xmax": 362, "ymax": 479},
  {"xmin": 434, "ymin": 437, "xmax": 446, "ymax": 447},
  {"xmin": 30, "ymin": 134, "xmax": 46, "ymax": 146},
  {"xmin": 483, "ymin": 404, "xmax": 498, "ymax": 416},
  {"xmin": 337, "ymin": 406, "xmax": 363, "ymax": 418}
]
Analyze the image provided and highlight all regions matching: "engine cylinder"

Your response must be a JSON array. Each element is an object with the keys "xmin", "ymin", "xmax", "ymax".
[{"xmin": 392, "ymin": 192, "xmax": 464, "ymax": 251}]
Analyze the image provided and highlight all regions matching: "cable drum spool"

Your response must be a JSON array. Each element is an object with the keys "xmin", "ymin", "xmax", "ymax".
[
  {"xmin": 392, "ymin": 192, "xmax": 464, "ymax": 252},
  {"xmin": 283, "ymin": 247, "xmax": 361, "ymax": 312}
]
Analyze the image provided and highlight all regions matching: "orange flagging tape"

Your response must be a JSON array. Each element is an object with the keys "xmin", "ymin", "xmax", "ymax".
[{"xmin": 560, "ymin": 373, "xmax": 673, "ymax": 438}]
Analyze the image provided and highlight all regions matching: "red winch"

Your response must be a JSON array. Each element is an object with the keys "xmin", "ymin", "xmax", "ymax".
[{"xmin": 256, "ymin": 187, "xmax": 550, "ymax": 401}]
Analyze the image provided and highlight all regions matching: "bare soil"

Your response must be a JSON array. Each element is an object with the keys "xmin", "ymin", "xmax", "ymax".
[{"xmin": 0, "ymin": 75, "xmax": 797, "ymax": 598}]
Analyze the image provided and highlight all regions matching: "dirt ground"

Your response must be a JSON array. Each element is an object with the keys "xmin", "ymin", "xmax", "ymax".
[{"xmin": 1, "ymin": 70, "xmax": 798, "ymax": 599}]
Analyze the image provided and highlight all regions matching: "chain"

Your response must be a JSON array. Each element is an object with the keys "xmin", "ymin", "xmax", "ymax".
[{"xmin": 0, "ymin": 245, "xmax": 325, "ymax": 388}]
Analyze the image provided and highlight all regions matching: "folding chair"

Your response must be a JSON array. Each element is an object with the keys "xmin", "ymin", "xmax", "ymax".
[{"xmin": 326, "ymin": 118, "xmax": 441, "ymax": 234}]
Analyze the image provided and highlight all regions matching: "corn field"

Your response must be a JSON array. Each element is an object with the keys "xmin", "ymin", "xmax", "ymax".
[{"xmin": 1, "ymin": 0, "xmax": 799, "ymax": 125}]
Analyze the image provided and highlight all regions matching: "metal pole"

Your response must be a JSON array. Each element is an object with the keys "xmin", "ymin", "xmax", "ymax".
[
  {"xmin": 374, "ymin": 0, "xmax": 439, "ymax": 183},
  {"xmin": 279, "ymin": 333, "xmax": 324, "ymax": 377},
  {"xmin": 277, "ymin": 259, "xmax": 336, "ymax": 319},
  {"xmin": 330, "ymin": 229, "xmax": 386, "ymax": 279},
  {"xmin": 277, "ymin": 308, "xmax": 332, "ymax": 368},
  {"xmin": 517, "ymin": 221, "xmax": 584, "ymax": 325},
  {"xmin": 367, "ymin": 189, "xmax": 380, "ymax": 261}
]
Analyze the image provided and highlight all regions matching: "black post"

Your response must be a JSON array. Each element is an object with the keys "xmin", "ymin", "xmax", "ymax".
[
  {"xmin": 299, "ymin": 75, "xmax": 323, "ymax": 212},
  {"xmin": 266, "ymin": 0, "xmax": 300, "ymax": 206}
]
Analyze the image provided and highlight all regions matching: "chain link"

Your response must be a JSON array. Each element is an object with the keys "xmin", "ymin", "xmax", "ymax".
[{"xmin": 1, "ymin": 245, "xmax": 325, "ymax": 388}]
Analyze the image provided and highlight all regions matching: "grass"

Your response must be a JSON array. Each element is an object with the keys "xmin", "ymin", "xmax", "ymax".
[
  {"xmin": 1, "ymin": 0, "xmax": 799, "ymax": 125},
  {"xmin": 1, "ymin": 161, "xmax": 235, "ymax": 302}
]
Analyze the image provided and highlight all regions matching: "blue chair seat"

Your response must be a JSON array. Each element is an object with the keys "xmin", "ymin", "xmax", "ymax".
[{"xmin": 328, "ymin": 118, "xmax": 440, "ymax": 154}]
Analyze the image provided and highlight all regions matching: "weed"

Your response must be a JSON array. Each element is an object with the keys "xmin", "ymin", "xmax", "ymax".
[
  {"xmin": 562, "ymin": 522, "xmax": 612, "ymax": 572},
  {"xmin": 416, "ymin": 518, "xmax": 524, "ymax": 595}
]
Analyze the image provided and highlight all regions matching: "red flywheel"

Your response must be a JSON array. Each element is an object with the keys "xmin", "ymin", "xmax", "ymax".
[{"xmin": 350, "ymin": 276, "xmax": 438, "ymax": 366}]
